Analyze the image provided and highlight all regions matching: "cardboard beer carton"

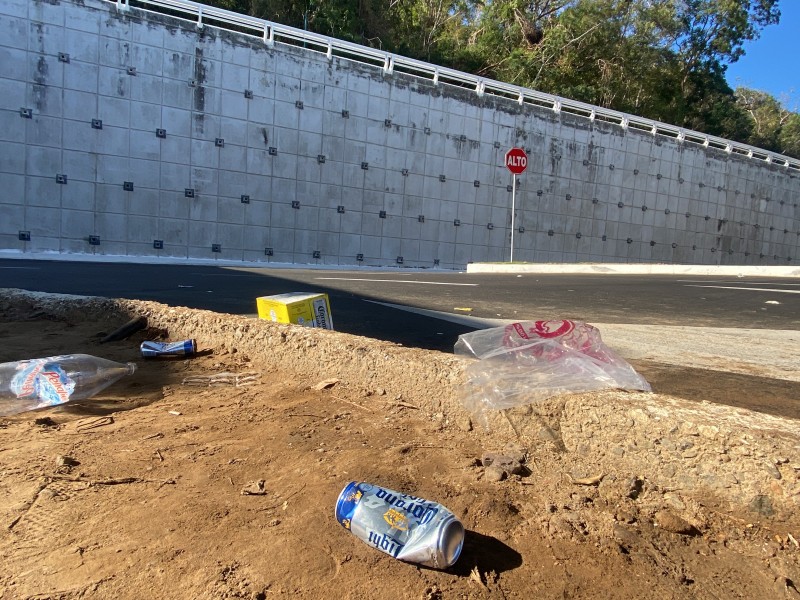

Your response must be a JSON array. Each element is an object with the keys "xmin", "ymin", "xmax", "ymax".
[{"xmin": 256, "ymin": 292, "xmax": 334, "ymax": 330}]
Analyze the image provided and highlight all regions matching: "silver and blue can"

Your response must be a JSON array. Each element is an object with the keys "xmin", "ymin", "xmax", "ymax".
[
  {"xmin": 140, "ymin": 339, "xmax": 196, "ymax": 358},
  {"xmin": 335, "ymin": 481, "xmax": 464, "ymax": 569}
]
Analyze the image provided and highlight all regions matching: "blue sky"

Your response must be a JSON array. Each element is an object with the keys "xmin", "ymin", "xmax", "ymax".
[{"xmin": 724, "ymin": 2, "xmax": 799, "ymax": 108}]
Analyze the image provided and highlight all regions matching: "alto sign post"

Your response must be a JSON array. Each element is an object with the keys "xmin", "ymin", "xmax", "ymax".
[{"xmin": 505, "ymin": 147, "xmax": 528, "ymax": 262}]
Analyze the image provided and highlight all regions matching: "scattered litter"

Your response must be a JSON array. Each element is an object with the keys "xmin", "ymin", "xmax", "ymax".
[
  {"xmin": 313, "ymin": 378, "xmax": 340, "ymax": 391},
  {"xmin": 141, "ymin": 339, "xmax": 196, "ymax": 358},
  {"xmin": 0, "ymin": 355, "xmax": 136, "ymax": 416},
  {"xmin": 789, "ymin": 533, "xmax": 799, "ymax": 548},
  {"xmin": 335, "ymin": 481, "xmax": 464, "ymax": 569},
  {"xmin": 256, "ymin": 292, "xmax": 334, "ymax": 329},
  {"xmin": 765, "ymin": 300, "xmax": 781, "ymax": 305},
  {"xmin": 100, "ymin": 316, "xmax": 147, "ymax": 343},
  {"xmin": 181, "ymin": 372, "xmax": 261, "ymax": 387},
  {"xmin": 168, "ymin": 410, "xmax": 182, "ymax": 416},
  {"xmin": 454, "ymin": 307, "xmax": 473, "ymax": 312},
  {"xmin": 177, "ymin": 285, "xmax": 193, "ymax": 288},
  {"xmin": 454, "ymin": 320, "xmax": 651, "ymax": 426},
  {"xmin": 241, "ymin": 480, "xmax": 267, "ymax": 496}
]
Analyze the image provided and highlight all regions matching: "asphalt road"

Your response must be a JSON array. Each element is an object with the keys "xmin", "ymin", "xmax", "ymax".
[{"xmin": 1, "ymin": 259, "xmax": 798, "ymax": 351}]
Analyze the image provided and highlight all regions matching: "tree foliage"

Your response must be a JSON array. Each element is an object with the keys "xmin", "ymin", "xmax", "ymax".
[{"xmin": 202, "ymin": 0, "xmax": 798, "ymax": 158}]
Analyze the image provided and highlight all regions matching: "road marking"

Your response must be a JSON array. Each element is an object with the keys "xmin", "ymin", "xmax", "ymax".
[
  {"xmin": 0, "ymin": 266, "xmax": 39, "ymax": 270},
  {"xmin": 363, "ymin": 300, "xmax": 507, "ymax": 328},
  {"xmin": 677, "ymin": 279, "xmax": 800, "ymax": 286},
  {"xmin": 684, "ymin": 285, "xmax": 800, "ymax": 294},
  {"xmin": 316, "ymin": 277, "xmax": 477, "ymax": 287}
]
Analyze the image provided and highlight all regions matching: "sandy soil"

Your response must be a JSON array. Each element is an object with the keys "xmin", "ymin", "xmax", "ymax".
[{"xmin": 1, "ymin": 299, "xmax": 799, "ymax": 599}]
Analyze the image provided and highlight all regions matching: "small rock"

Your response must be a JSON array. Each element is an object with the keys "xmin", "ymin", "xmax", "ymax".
[
  {"xmin": 503, "ymin": 443, "xmax": 527, "ymax": 464},
  {"xmin": 615, "ymin": 509, "xmax": 637, "ymax": 524},
  {"xmin": 749, "ymin": 494, "xmax": 774, "ymax": 516},
  {"xmin": 484, "ymin": 465, "xmax": 507, "ymax": 482},
  {"xmin": 55, "ymin": 455, "xmax": 80, "ymax": 468},
  {"xmin": 39, "ymin": 488, "xmax": 59, "ymax": 501},
  {"xmin": 764, "ymin": 462, "xmax": 782, "ymax": 480},
  {"xmin": 241, "ymin": 480, "xmax": 267, "ymax": 496},
  {"xmin": 537, "ymin": 426, "xmax": 561, "ymax": 444},
  {"xmin": 313, "ymin": 378, "xmax": 339, "ymax": 391},
  {"xmin": 613, "ymin": 523, "xmax": 641, "ymax": 547},
  {"xmin": 655, "ymin": 510, "xmax": 700, "ymax": 536},
  {"xmin": 663, "ymin": 494, "xmax": 686, "ymax": 511},
  {"xmin": 482, "ymin": 452, "xmax": 526, "ymax": 476},
  {"xmin": 548, "ymin": 515, "xmax": 575, "ymax": 537},
  {"xmin": 627, "ymin": 476, "xmax": 644, "ymax": 500}
]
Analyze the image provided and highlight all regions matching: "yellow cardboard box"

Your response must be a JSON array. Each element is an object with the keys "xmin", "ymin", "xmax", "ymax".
[{"xmin": 256, "ymin": 292, "xmax": 334, "ymax": 330}]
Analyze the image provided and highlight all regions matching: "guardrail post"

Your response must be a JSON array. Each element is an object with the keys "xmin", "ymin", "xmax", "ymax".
[
  {"xmin": 476, "ymin": 81, "xmax": 485, "ymax": 97},
  {"xmin": 725, "ymin": 144, "xmax": 733, "ymax": 154},
  {"xmin": 326, "ymin": 44, "xmax": 332, "ymax": 61},
  {"xmin": 589, "ymin": 110, "xmax": 596, "ymax": 121},
  {"xmin": 621, "ymin": 117, "xmax": 629, "ymax": 130},
  {"xmin": 116, "ymin": 0, "xmax": 129, "ymax": 10},
  {"xmin": 383, "ymin": 56, "xmax": 393, "ymax": 75},
  {"xmin": 517, "ymin": 92, "xmax": 524, "ymax": 105},
  {"xmin": 552, "ymin": 101, "xmax": 561, "ymax": 114},
  {"xmin": 651, "ymin": 124, "xmax": 658, "ymax": 136},
  {"xmin": 197, "ymin": 7, "xmax": 203, "ymax": 29},
  {"xmin": 432, "ymin": 69, "xmax": 439, "ymax": 85},
  {"xmin": 264, "ymin": 25, "xmax": 274, "ymax": 46},
  {"xmin": 677, "ymin": 130, "xmax": 685, "ymax": 142}
]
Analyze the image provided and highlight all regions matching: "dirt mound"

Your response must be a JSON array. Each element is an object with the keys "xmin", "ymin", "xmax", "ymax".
[{"xmin": 1, "ymin": 289, "xmax": 798, "ymax": 599}]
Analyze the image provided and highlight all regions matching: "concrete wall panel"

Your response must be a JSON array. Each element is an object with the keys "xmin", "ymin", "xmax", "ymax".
[{"xmin": 1, "ymin": 0, "xmax": 797, "ymax": 266}]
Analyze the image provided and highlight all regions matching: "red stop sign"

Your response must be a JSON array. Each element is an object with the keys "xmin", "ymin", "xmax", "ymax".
[{"xmin": 505, "ymin": 147, "xmax": 528, "ymax": 174}]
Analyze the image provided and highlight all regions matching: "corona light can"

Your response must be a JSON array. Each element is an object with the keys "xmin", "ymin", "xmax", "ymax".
[
  {"xmin": 140, "ymin": 339, "xmax": 196, "ymax": 358},
  {"xmin": 335, "ymin": 481, "xmax": 464, "ymax": 569}
]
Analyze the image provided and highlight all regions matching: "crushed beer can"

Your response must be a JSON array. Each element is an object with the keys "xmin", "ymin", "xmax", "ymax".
[
  {"xmin": 140, "ymin": 339, "xmax": 196, "ymax": 358},
  {"xmin": 335, "ymin": 481, "xmax": 464, "ymax": 569}
]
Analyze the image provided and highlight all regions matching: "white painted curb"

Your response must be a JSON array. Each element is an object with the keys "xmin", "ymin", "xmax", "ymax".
[{"xmin": 466, "ymin": 263, "xmax": 800, "ymax": 277}]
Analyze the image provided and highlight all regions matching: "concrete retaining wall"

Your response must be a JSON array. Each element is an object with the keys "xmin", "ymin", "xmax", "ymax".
[{"xmin": 1, "ymin": 0, "xmax": 799, "ymax": 269}]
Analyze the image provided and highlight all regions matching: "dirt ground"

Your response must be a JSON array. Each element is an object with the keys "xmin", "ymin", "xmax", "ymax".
[{"xmin": 1, "ymin": 297, "xmax": 799, "ymax": 599}]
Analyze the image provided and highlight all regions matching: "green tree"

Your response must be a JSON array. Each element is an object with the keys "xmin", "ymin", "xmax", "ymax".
[
  {"xmin": 778, "ymin": 113, "xmax": 800, "ymax": 158},
  {"xmin": 200, "ymin": 0, "xmax": 789, "ymax": 153},
  {"xmin": 735, "ymin": 86, "xmax": 790, "ymax": 150}
]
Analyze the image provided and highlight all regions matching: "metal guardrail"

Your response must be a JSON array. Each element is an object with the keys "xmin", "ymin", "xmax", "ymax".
[{"xmin": 109, "ymin": 0, "xmax": 799, "ymax": 172}]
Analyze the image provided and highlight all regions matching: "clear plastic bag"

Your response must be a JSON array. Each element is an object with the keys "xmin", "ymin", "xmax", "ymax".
[{"xmin": 454, "ymin": 320, "xmax": 651, "ymax": 423}]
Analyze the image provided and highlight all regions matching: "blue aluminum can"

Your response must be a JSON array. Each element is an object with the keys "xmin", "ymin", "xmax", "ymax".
[
  {"xmin": 140, "ymin": 339, "xmax": 196, "ymax": 358},
  {"xmin": 335, "ymin": 481, "xmax": 464, "ymax": 569}
]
